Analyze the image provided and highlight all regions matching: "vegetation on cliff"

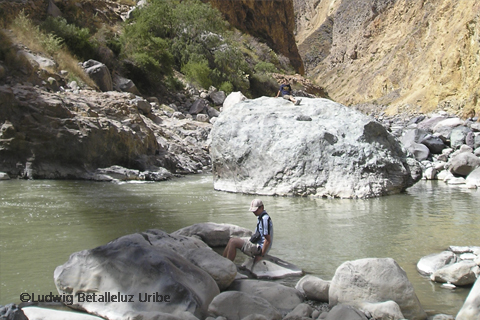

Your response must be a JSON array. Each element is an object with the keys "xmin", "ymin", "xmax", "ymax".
[{"xmin": 1, "ymin": 0, "xmax": 296, "ymax": 98}]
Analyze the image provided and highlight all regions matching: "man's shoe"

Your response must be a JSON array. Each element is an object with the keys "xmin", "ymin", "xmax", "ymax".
[{"xmin": 295, "ymin": 98, "xmax": 302, "ymax": 105}]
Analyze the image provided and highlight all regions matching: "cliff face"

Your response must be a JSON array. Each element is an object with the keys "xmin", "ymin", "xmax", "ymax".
[
  {"xmin": 295, "ymin": 0, "xmax": 480, "ymax": 117},
  {"xmin": 208, "ymin": 0, "xmax": 304, "ymax": 75}
]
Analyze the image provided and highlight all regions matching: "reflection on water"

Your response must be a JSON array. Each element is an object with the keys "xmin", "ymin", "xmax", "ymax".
[{"xmin": 1, "ymin": 175, "xmax": 479, "ymax": 316}]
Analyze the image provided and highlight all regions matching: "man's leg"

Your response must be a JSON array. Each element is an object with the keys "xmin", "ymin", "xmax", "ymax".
[{"xmin": 223, "ymin": 237, "xmax": 245, "ymax": 261}]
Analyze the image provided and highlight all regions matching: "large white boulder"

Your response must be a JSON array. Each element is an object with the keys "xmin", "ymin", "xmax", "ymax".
[
  {"xmin": 211, "ymin": 97, "xmax": 421, "ymax": 198},
  {"xmin": 329, "ymin": 258, "xmax": 427, "ymax": 320},
  {"xmin": 54, "ymin": 230, "xmax": 220, "ymax": 320}
]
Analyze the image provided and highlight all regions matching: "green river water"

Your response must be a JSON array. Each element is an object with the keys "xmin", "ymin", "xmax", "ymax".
[{"xmin": 1, "ymin": 174, "xmax": 479, "ymax": 316}]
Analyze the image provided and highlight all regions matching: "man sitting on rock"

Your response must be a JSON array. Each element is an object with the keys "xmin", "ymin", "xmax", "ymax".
[
  {"xmin": 223, "ymin": 199, "xmax": 273, "ymax": 263},
  {"xmin": 276, "ymin": 79, "xmax": 301, "ymax": 105}
]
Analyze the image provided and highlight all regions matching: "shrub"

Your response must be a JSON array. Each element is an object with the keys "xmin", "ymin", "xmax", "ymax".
[
  {"xmin": 218, "ymin": 81, "xmax": 233, "ymax": 94},
  {"xmin": 41, "ymin": 17, "xmax": 98, "ymax": 60},
  {"xmin": 181, "ymin": 60, "xmax": 212, "ymax": 89},
  {"xmin": 254, "ymin": 62, "xmax": 278, "ymax": 74},
  {"xmin": 9, "ymin": 11, "xmax": 96, "ymax": 87}
]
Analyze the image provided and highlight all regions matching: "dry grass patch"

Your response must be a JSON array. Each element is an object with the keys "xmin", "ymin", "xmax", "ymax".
[{"xmin": 8, "ymin": 11, "xmax": 96, "ymax": 88}]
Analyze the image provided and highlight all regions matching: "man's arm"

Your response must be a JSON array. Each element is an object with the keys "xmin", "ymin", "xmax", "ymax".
[
  {"xmin": 275, "ymin": 90, "xmax": 281, "ymax": 98},
  {"xmin": 254, "ymin": 234, "xmax": 271, "ymax": 262}
]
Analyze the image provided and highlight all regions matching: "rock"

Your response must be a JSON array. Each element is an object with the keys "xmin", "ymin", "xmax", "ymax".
[
  {"xmin": 417, "ymin": 251, "xmax": 457, "ymax": 276},
  {"xmin": 112, "ymin": 74, "xmax": 140, "ymax": 95},
  {"xmin": 433, "ymin": 118, "xmax": 464, "ymax": 132},
  {"xmin": 47, "ymin": 0, "xmax": 62, "ymax": 17},
  {"xmin": 295, "ymin": 275, "xmax": 330, "ymax": 302},
  {"xmin": 189, "ymin": 98, "xmax": 209, "ymax": 115},
  {"xmin": 94, "ymin": 165, "xmax": 143, "ymax": 181},
  {"xmin": 0, "ymin": 304, "xmax": 27, "ymax": 320},
  {"xmin": 83, "ymin": 60, "xmax": 113, "ymax": 92},
  {"xmin": 450, "ymin": 126, "xmax": 473, "ymax": 149},
  {"xmin": 196, "ymin": 114, "xmax": 210, "ymax": 122},
  {"xmin": 227, "ymin": 279, "xmax": 304, "ymax": 313},
  {"xmin": 411, "ymin": 142, "xmax": 431, "ymax": 161},
  {"xmin": 54, "ymin": 230, "xmax": 219, "ymax": 320},
  {"xmin": 449, "ymin": 246, "xmax": 480, "ymax": 254},
  {"xmin": 209, "ymin": 91, "xmax": 226, "ymax": 106},
  {"xmin": 420, "ymin": 134, "xmax": 446, "ymax": 154},
  {"xmin": 324, "ymin": 304, "xmax": 368, "ymax": 320},
  {"xmin": 475, "ymin": 134, "xmax": 480, "ymax": 149},
  {"xmin": 283, "ymin": 303, "xmax": 313, "ymax": 320},
  {"xmin": 0, "ymin": 172, "xmax": 10, "ymax": 180},
  {"xmin": 466, "ymin": 167, "xmax": 480, "ymax": 186},
  {"xmin": 417, "ymin": 116, "xmax": 447, "ymax": 131},
  {"xmin": 241, "ymin": 255, "xmax": 304, "ymax": 279},
  {"xmin": 22, "ymin": 306, "xmax": 104, "ymax": 320},
  {"xmin": 423, "ymin": 167, "xmax": 437, "ymax": 180},
  {"xmin": 456, "ymin": 277, "xmax": 480, "ymax": 320},
  {"xmin": 358, "ymin": 301, "xmax": 405, "ymax": 320},
  {"xmin": 329, "ymin": 258, "xmax": 427, "ymax": 320},
  {"xmin": 0, "ymin": 85, "xmax": 212, "ymax": 179},
  {"xmin": 222, "ymin": 91, "xmax": 247, "ymax": 111},
  {"xmin": 447, "ymin": 152, "xmax": 480, "ymax": 176},
  {"xmin": 431, "ymin": 260, "xmax": 477, "ymax": 286},
  {"xmin": 22, "ymin": 52, "xmax": 57, "ymax": 71},
  {"xmin": 171, "ymin": 222, "xmax": 252, "ymax": 247},
  {"xmin": 183, "ymin": 247, "xmax": 237, "ymax": 291},
  {"xmin": 211, "ymin": 97, "xmax": 421, "ymax": 198},
  {"xmin": 208, "ymin": 291, "xmax": 282, "ymax": 320},
  {"xmin": 466, "ymin": 131, "xmax": 476, "ymax": 148},
  {"xmin": 132, "ymin": 98, "xmax": 151, "ymax": 114},
  {"xmin": 140, "ymin": 229, "xmax": 236, "ymax": 291},
  {"xmin": 446, "ymin": 176, "xmax": 466, "ymax": 185},
  {"xmin": 430, "ymin": 314, "xmax": 455, "ymax": 320},
  {"xmin": 207, "ymin": 106, "xmax": 221, "ymax": 118}
]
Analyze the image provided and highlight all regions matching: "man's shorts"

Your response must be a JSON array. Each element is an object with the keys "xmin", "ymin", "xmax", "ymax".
[
  {"xmin": 240, "ymin": 237, "xmax": 261, "ymax": 257},
  {"xmin": 282, "ymin": 95, "xmax": 292, "ymax": 100}
]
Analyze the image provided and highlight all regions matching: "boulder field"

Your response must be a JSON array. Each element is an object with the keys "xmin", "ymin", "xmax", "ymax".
[
  {"xmin": 210, "ymin": 96, "xmax": 422, "ymax": 198},
  {"xmin": 9, "ymin": 222, "xmax": 479, "ymax": 320}
]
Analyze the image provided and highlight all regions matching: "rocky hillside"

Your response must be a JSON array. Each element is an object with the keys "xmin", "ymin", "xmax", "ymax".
[
  {"xmin": 208, "ymin": 0, "xmax": 304, "ymax": 75},
  {"xmin": 295, "ymin": 0, "xmax": 480, "ymax": 118}
]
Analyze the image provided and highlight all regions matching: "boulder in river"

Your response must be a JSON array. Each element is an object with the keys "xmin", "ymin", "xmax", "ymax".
[
  {"xmin": 328, "ymin": 258, "xmax": 427, "ymax": 320},
  {"xmin": 210, "ymin": 97, "xmax": 421, "ymax": 198},
  {"xmin": 54, "ymin": 230, "xmax": 220, "ymax": 320}
]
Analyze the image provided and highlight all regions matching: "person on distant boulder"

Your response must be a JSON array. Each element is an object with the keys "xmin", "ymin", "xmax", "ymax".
[
  {"xmin": 276, "ymin": 79, "xmax": 301, "ymax": 105},
  {"xmin": 223, "ymin": 199, "xmax": 273, "ymax": 263}
]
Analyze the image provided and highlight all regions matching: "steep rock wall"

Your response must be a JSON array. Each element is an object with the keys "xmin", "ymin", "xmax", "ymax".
[
  {"xmin": 295, "ymin": 0, "xmax": 480, "ymax": 118},
  {"xmin": 208, "ymin": 0, "xmax": 304, "ymax": 75}
]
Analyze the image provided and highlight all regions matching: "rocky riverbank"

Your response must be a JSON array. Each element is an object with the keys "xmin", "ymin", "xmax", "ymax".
[{"xmin": 1, "ymin": 223, "xmax": 479, "ymax": 320}]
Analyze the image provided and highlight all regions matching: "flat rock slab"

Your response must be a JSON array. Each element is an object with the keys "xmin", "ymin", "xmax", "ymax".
[{"xmin": 241, "ymin": 255, "xmax": 304, "ymax": 279}]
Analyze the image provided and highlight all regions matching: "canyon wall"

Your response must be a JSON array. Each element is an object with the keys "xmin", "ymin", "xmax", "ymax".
[
  {"xmin": 208, "ymin": 0, "xmax": 304, "ymax": 75},
  {"xmin": 295, "ymin": 0, "xmax": 480, "ymax": 117}
]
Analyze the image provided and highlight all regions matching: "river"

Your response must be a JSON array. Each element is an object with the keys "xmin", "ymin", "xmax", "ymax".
[{"xmin": 1, "ymin": 175, "xmax": 479, "ymax": 316}]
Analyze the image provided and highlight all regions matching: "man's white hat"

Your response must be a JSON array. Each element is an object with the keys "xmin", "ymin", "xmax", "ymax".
[{"xmin": 249, "ymin": 199, "xmax": 263, "ymax": 212}]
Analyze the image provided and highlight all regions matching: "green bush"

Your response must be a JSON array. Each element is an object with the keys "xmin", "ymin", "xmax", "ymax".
[
  {"xmin": 41, "ymin": 17, "xmax": 98, "ymax": 60},
  {"xmin": 181, "ymin": 60, "xmax": 212, "ymax": 89},
  {"xmin": 218, "ymin": 81, "xmax": 233, "ymax": 94},
  {"xmin": 254, "ymin": 62, "xmax": 278, "ymax": 74}
]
